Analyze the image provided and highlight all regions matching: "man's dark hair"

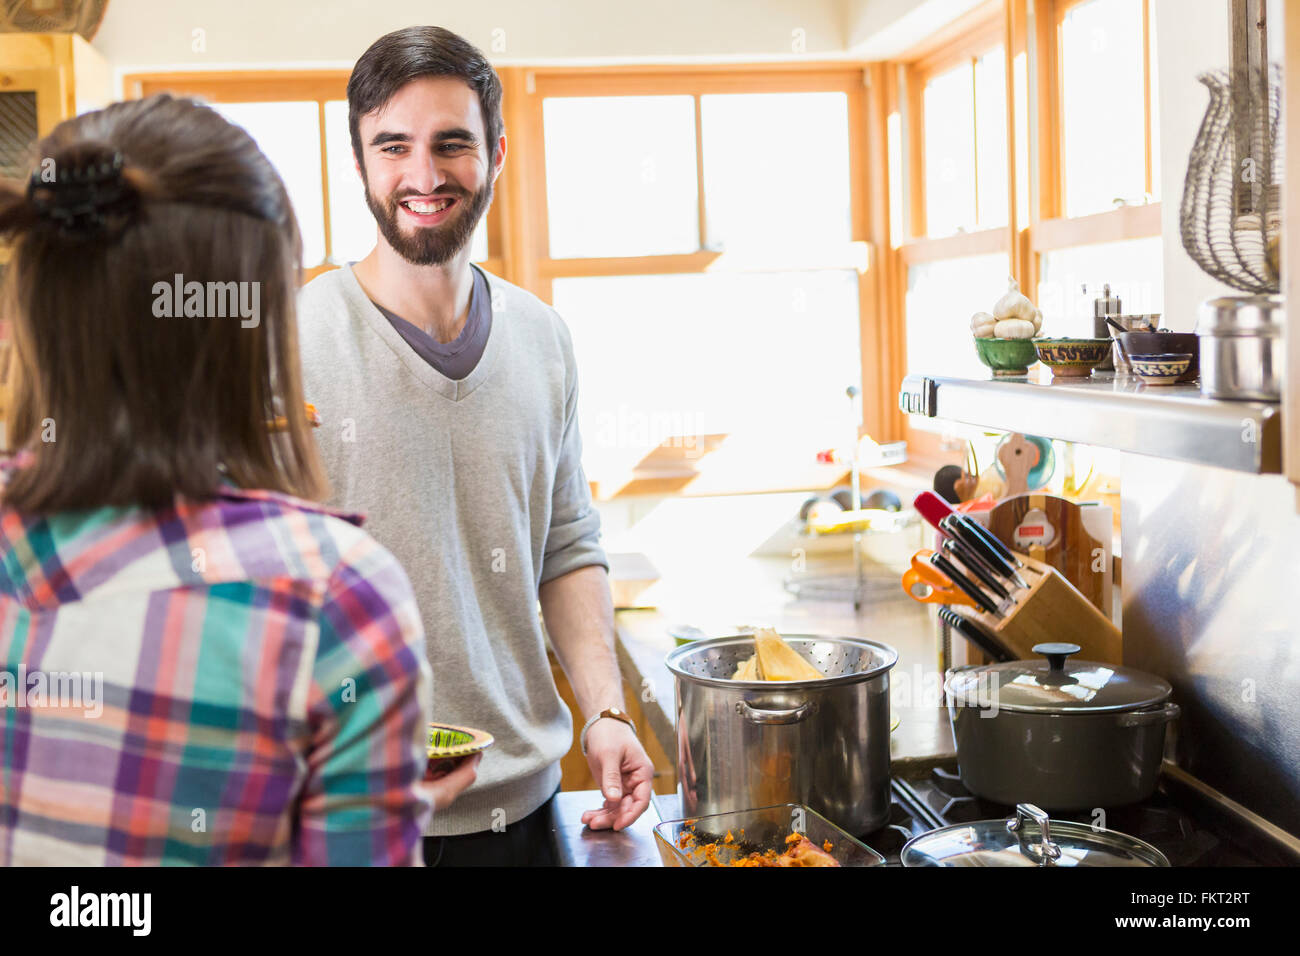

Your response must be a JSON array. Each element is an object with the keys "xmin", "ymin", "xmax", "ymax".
[{"xmin": 347, "ymin": 26, "xmax": 503, "ymax": 176}]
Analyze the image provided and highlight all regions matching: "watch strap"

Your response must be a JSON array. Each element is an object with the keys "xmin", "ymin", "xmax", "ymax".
[{"xmin": 579, "ymin": 707, "xmax": 637, "ymax": 755}]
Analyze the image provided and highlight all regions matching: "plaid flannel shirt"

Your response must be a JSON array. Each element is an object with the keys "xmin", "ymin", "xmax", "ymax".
[{"xmin": 0, "ymin": 459, "xmax": 432, "ymax": 865}]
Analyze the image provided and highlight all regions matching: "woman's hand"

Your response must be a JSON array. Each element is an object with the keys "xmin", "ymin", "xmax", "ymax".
[{"xmin": 422, "ymin": 752, "xmax": 482, "ymax": 812}]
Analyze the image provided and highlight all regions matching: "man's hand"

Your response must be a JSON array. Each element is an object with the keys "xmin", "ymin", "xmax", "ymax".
[
  {"xmin": 421, "ymin": 752, "xmax": 481, "ymax": 813},
  {"xmin": 579, "ymin": 719, "xmax": 653, "ymax": 831}
]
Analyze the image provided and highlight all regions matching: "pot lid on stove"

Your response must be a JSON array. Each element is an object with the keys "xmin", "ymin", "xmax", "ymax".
[
  {"xmin": 944, "ymin": 642, "xmax": 1172, "ymax": 714},
  {"xmin": 901, "ymin": 803, "xmax": 1170, "ymax": 867}
]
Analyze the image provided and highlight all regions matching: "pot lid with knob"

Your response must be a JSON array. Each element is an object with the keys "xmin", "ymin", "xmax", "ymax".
[
  {"xmin": 901, "ymin": 803, "xmax": 1171, "ymax": 867},
  {"xmin": 944, "ymin": 642, "xmax": 1173, "ymax": 714}
]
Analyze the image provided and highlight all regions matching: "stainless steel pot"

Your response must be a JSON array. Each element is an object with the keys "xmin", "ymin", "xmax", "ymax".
[
  {"xmin": 945, "ymin": 642, "xmax": 1180, "ymax": 811},
  {"xmin": 1197, "ymin": 295, "xmax": 1284, "ymax": 401},
  {"xmin": 665, "ymin": 634, "xmax": 897, "ymax": 835},
  {"xmin": 901, "ymin": 803, "xmax": 1170, "ymax": 867}
]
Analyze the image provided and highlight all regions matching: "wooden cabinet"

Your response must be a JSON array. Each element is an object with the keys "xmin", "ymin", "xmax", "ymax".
[
  {"xmin": 0, "ymin": 34, "xmax": 111, "ymax": 447},
  {"xmin": 1286, "ymin": 9, "xmax": 1300, "ymax": 508},
  {"xmin": 0, "ymin": 32, "xmax": 112, "ymax": 126}
]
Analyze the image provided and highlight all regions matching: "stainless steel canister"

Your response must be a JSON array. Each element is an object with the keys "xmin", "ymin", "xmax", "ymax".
[
  {"xmin": 1197, "ymin": 295, "xmax": 1284, "ymax": 401},
  {"xmin": 665, "ymin": 635, "xmax": 897, "ymax": 835}
]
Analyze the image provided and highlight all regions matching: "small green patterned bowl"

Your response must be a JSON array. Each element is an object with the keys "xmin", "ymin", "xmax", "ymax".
[
  {"xmin": 425, "ymin": 723, "xmax": 494, "ymax": 780},
  {"xmin": 973, "ymin": 337, "xmax": 1038, "ymax": 376},
  {"xmin": 1033, "ymin": 338, "xmax": 1112, "ymax": 377}
]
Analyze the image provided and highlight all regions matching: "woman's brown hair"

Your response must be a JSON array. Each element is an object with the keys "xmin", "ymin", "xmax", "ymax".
[{"xmin": 0, "ymin": 93, "xmax": 328, "ymax": 512}]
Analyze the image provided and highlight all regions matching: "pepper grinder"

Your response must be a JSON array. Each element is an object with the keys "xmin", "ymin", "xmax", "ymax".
[{"xmin": 1092, "ymin": 283, "xmax": 1122, "ymax": 372}]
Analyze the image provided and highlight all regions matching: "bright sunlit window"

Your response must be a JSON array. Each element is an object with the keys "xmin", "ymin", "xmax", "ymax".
[
  {"xmin": 922, "ymin": 45, "xmax": 1008, "ymax": 237},
  {"xmin": 213, "ymin": 102, "xmax": 326, "ymax": 266},
  {"xmin": 1060, "ymin": 0, "xmax": 1153, "ymax": 216},
  {"xmin": 543, "ymin": 95, "xmax": 699, "ymax": 258},
  {"xmin": 1038, "ymin": 237, "xmax": 1164, "ymax": 337},
  {"xmin": 923, "ymin": 63, "xmax": 976, "ymax": 237},
  {"xmin": 701, "ymin": 92, "xmax": 851, "ymax": 254},
  {"xmin": 905, "ymin": 254, "xmax": 1011, "ymax": 382},
  {"xmin": 554, "ymin": 270, "xmax": 861, "ymax": 477}
]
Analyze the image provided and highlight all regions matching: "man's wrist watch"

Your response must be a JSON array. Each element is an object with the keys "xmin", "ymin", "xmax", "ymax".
[{"xmin": 579, "ymin": 707, "xmax": 637, "ymax": 755}]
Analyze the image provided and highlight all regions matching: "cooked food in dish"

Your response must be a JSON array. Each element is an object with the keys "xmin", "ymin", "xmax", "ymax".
[
  {"xmin": 730, "ymin": 627, "xmax": 824, "ymax": 681},
  {"xmin": 677, "ymin": 828, "xmax": 841, "ymax": 867}
]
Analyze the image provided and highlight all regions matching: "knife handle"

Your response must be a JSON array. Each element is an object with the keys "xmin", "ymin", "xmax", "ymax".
[
  {"xmin": 957, "ymin": 513, "xmax": 1021, "ymax": 568},
  {"xmin": 941, "ymin": 539, "xmax": 1011, "ymax": 600},
  {"xmin": 939, "ymin": 515, "xmax": 1013, "ymax": 575},
  {"xmin": 936, "ymin": 606, "xmax": 1016, "ymax": 663},
  {"xmin": 930, "ymin": 552, "xmax": 999, "ymax": 616}
]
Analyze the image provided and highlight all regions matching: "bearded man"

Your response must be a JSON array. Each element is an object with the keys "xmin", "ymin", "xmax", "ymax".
[{"xmin": 297, "ymin": 25, "xmax": 653, "ymax": 866}]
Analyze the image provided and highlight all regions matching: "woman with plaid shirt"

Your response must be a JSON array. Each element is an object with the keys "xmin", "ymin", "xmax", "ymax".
[{"xmin": 0, "ymin": 94, "xmax": 475, "ymax": 865}]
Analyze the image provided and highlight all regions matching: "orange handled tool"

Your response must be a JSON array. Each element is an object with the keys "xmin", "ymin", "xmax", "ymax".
[{"xmin": 901, "ymin": 549, "xmax": 980, "ymax": 608}]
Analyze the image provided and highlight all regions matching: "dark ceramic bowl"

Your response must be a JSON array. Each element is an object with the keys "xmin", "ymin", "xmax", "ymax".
[{"xmin": 1117, "ymin": 332, "xmax": 1199, "ymax": 382}]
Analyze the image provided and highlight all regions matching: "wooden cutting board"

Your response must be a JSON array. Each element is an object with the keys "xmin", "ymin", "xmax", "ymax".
[{"xmin": 987, "ymin": 494, "xmax": 1109, "ymax": 615}]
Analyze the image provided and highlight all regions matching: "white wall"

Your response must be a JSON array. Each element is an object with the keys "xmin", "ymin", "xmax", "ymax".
[
  {"xmin": 92, "ymin": 0, "xmax": 849, "ymax": 74},
  {"xmin": 843, "ymin": 0, "xmax": 986, "ymax": 59}
]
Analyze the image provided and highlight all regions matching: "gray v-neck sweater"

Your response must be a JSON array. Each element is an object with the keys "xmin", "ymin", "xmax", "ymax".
[{"xmin": 297, "ymin": 264, "xmax": 607, "ymax": 836}]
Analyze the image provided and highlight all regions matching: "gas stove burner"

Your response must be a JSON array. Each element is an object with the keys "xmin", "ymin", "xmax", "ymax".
[{"xmin": 881, "ymin": 764, "xmax": 1291, "ymax": 867}]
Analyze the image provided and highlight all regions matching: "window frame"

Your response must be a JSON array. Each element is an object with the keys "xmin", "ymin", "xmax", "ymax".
[
  {"xmin": 125, "ymin": 63, "xmax": 885, "ymax": 497},
  {"xmin": 122, "ymin": 2, "xmax": 1163, "ymax": 472},
  {"xmin": 880, "ymin": 0, "xmax": 1163, "ymax": 455},
  {"xmin": 521, "ymin": 63, "xmax": 884, "ymax": 493}
]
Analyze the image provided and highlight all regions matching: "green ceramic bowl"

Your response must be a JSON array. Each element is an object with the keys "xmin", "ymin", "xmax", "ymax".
[
  {"xmin": 973, "ymin": 336, "xmax": 1038, "ymax": 376},
  {"xmin": 1033, "ymin": 337, "xmax": 1112, "ymax": 377}
]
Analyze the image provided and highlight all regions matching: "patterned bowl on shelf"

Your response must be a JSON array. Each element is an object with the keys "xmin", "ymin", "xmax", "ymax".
[
  {"xmin": 973, "ymin": 337, "xmax": 1038, "ymax": 376},
  {"xmin": 1130, "ymin": 353, "xmax": 1192, "ymax": 386},
  {"xmin": 1033, "ymin": 338, "xmax": 1112, "ymax": 377}
]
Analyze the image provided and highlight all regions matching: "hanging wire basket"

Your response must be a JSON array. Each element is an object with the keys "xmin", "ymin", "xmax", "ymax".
[{"xmin": 1179, "ymin": 66, "xmax": 1283, "ymax": 294}]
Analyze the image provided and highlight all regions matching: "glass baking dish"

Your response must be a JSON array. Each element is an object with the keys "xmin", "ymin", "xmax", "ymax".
[{"xmin": 654, "ymin": 803, "xmax": 885, "ymax": 867}]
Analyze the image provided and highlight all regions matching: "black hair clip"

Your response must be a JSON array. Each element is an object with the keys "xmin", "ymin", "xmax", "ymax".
[{"xmin": 27, "ymin": 149, "xmax": 138, "ymax": 238}]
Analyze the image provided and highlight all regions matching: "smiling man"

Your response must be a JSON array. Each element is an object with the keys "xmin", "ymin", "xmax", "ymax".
[{"xmin": 297, "ymin": 26, "xmax": 653, "ymax": 866}]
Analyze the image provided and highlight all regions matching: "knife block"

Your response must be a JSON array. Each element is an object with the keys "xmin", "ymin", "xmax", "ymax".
[{"xmin": 951, "ymin": 551, "xmax": 1121, "ymax": 664}]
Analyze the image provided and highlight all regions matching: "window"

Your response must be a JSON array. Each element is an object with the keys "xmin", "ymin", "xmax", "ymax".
[
  {"xmin": 1038, "ymin": 236, "xmax": 1164, "ymax": 335},
  {"xmin": 923, "ymin": 63, "xmax": 977, "ymax": 238},
  {"xmin": 898, "ymin": 17, "xmax": 1012, "ymax": 386},
  {"xmin": 124, "ymin": 67, "xmax": 876, "ymax": 496},
  {"xmin": 884, "ymin": 0, "xmax": 1164, "ymax": 459},
  {"xmin": 542, "ymin": 95, "xmax": 698, "ymax": 258},
  {"xmin": 919, "ymin": 48, "xmax": 1008, "ymax": 238},
  {"xmin": 1026, "ymin": 0, "xmax": 1163, "ymax": 335},
  {"xmin": 701, "ymin": 92, "xmax": 852, "ymax": 254},
  {"xmin": 212, "ymin": 102, "xmax": 327, "ymax": 266},
  {"xmin": 906, "ymin": 254, "xmax": 1012, "ymax": 379},
  {"xmin": 536, "ymin": 76, "xmax": 868, "ymax": 489},
  {"xmin": 1059, "ymin": 0, "xmax": 1153, "ymax": 215},
  {"xmin": 554, "ymin": 270, "xmax": 861, "ymax": 479}
]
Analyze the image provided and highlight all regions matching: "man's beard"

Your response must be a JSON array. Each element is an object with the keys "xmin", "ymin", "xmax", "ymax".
[{"xmin": 365, "ymin": 178, "xmax": 492, "ymax": 266}]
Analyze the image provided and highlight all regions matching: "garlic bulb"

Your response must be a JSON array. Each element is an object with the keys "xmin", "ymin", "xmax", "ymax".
[
  {"xmin": 993, "ymin": 278, "xmax": 1036, "ymax": 322},
  {"xmin": 994, "ymin": 318, "xmax": 1036, "ymax": 339},
  {"xmin": 970, "ymin": 311, "xmax": 997, "ymax": 338},
  {"xmin": 1030, "ymin": 308, "xmax": 1043, "ymax": 333}
]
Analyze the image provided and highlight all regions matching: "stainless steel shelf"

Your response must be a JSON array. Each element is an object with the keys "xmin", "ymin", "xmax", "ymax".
[{"xmin": 899, "ymin": 371, "xmax": 1283, "ymax": 474}]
